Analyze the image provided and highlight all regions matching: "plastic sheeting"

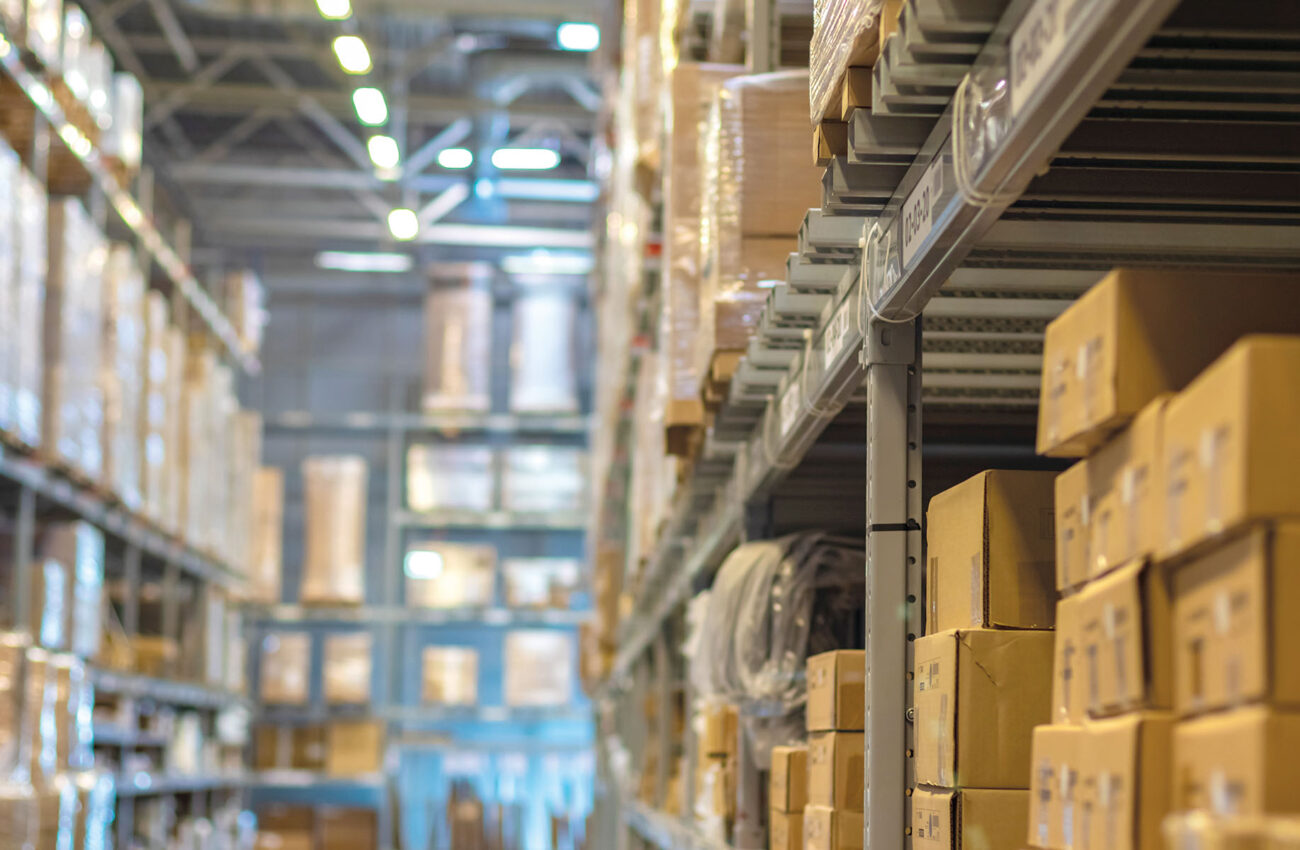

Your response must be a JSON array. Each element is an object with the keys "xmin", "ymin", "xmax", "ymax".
[
  {"xmin": 423, "ymin": 264, "xmax": 493, "ymax": 414},
  {"xmin": 687, "ymin": 533, "xmax": 864, "ymax": 766},
  {"xmin": 405, "ymin": 541, "xmax": 496, "ymax": 609},
  {"xmin": 510, "ymin": 289, "xmax": 579, "ymax": 414},
  {"xmin": 809, "ymin": 0, "xmax": 884, "ymax": 123},
  {"xmin": 500, "ymin": 446, "xmax": 585, "ymax": 513},
  {"xmin": 504, "ymin": 630, "xmax": 574, "ymax": 707},
  {"xmin": 406, "ymin": 444, "xmax": 495, "ymax": 513}
]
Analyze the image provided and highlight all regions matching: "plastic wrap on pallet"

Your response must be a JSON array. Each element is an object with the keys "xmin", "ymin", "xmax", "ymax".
[
  {"xmin": 504, "ymin": 630, "xmax": 573, "ymax": 707},
  {"xmin": 102, "ymin": 244, "xmax": 145, "ymax": 512},
  {"xmin": 509, "ymin": 287, "xmax": 578, "ymax": 414},
  {"xmin": 260, "ymin": 631, "xmax": 310, "ymax": 705},
  {"xmin": 502, "ymin": 557, "xmax": 581, "ymax": 609},
  {"xmin": 421, "ymin": 646, "xmax": 478, "ymax": 705},
  {"xmin": 405, "ymin": 541, "xmax": 496, "ymax": 609},
  {"xmin": 74, "ymin": 770, "xmax": 115, "ymax": 850},
  {"xmin": 663, "ymin": 63, "xmax": 742, "ymax": 421},
  {"xmin": 688, "ymin": 533, "xmax": 865, "ymax": 766},
  {"xmin": 0, "ymin": 782, "xmax": 38, "ymax": 846},
  {"xmin": 405, "ymin": 443, "xmax": 494, "ymax": 513},
  {"xmin": 41, "ymin": 521, "xmax": 104, "ymax": 659},
  {"xmin": 248, "ymin": 466, "xmax": 284, "ymax": 605},
  {"xmin": 25, "ymin": 0, "xmax": 62, "ymax": 66},
  {"xmin": 500, "ymin": 446, "xmax": 585, "ymax": 513},
  {"xmin": 14, "ymin": 165, "xmax": 45, "ymax": 448},
  {"xmin": 45, "ymin": 198, "xmax": 106, "ymax": 480},
  {"xmin": 809, "ymin": 0, "xmax": 884, "ymax": 124},
  {"xmin": 423, "ymin": 264, "xmax": 493, "ymax": 414},
  {"xmin": 624, "ymin": 0, "xmax": 663, "ymax": 168},
  {"xmin": 323, "ymin": 631, "xmax": 372, "ymax": 705},
  {"xmin": 698, "ymin": 72, "xmax": 820, "ymax": 377},
  {"xmin": 63, "ymin": 656, "xmax": 92, "ymax": 771},
  {"xmin": 103, "ymin": 72, "xmax": 143, "ymax": 173},
  {"xmin": 139, "ymin": 292, "xmax": 170, "ymax": 525},
  {"xmin": 224, "ymin": 269, "xmax": 266, "ymax": 357},
  {"xmin": 301, "ymin": 455, "xmax": 367, "ymax": 605}
]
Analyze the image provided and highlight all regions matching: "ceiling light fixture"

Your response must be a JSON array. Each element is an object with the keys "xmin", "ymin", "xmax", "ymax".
[
  {"xmin": 404, "ymin": 549, "xmax": 444, "ymax": 579},
  {"xmin": 315, "ymin": 0, "xmax": 350, "ymax": 19},
  {"xmin": 352, "ymin": 87, "xmax": 388, "ymax": 126},
  {"xmin": 315, "ymin": 251, "xmax": 413, "ymax": 273},
  {"xmin": 490, "ymin": 147, "xmax": 560, "ymax": 171},
  {"xmin": 556, "ymin": 22, "xmax": 600, "ymax": 52},
  {"xmin": 332, "ymin": 35, "xmax": 371, "ymax": 74},
  {"xmin": 436, "ymin": 147, "xmax": 474, "ymax": 170},
  {"xmin": 387, "ymin": 208, "xmax": 419, "ymax": 241},
  {"xmin": 501, "ymin": 251, "xmax": 594, "ymax": 276},
  {"xmin": 367, "ymin": 135, "xmax": 400, "ymax": 169}
]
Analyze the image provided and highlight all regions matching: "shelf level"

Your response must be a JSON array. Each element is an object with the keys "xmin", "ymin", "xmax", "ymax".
[
  {"xmin": 265, "ymin": 411, "xmax": 590, "ymax": 436},
  {"xmin": 91, "ymin": 667, "xmax": 249, "ymax": 710},
  {"xmin": 396, "ymin": 508, "xmax": 587, "ymax": 531},
  {"xmin": 115, "ymin": 771, "xmax": 245, "ymax": 797},
  {"xmin": 244, "ymin": 604, "xmax": 590, "ymax": 627}
]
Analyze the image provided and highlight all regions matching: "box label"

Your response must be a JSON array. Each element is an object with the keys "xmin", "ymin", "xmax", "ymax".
[
  {"xmin": 780, "ymin": 379, "xmax": 801, "ymax": 436},
  {"xmin": 1010, "ymin": 0, "xmax": 1094, "ymax": 117},
  {"xmin": 901, "ymin": 155, "xmax": 945, "ymax": 270},
  {"xmin": 823, "ymin": 302, "xmax": 852, "ymax": 371}
]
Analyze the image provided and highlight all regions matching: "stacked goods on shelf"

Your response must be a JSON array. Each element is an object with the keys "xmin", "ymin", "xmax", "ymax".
[
  {"xmin": 325, "ymin": 719, "xmax": 385, "ymax": 776},
  {"xmin": 913, "ymin": 472, "xmax": 1053, "ymax": 850},
  {"xmin": 423, "ymin": 264, "xmax": 493, "ymax": 414},
  {"xmin": 697, "ymin": 71, "xmax": 822, "ymax": 404},
  {"xmin": 300, "ymin": 454, "xmax": 367, "ymax": 605},
  {"xmin": 322, "ymin": 631, "xmax": 372, "ymax": 705},
  {"xmin": 808, "ymin": 0, "xmax": 887, "ymax": 158},
  {"xmin": 1029, "ymin": 269, "xmax": 1300, "ymax": 850},
  {"xmin": 502, "ymin": 557, "xmax": 582, "ymax": 609},
  {"xmin": 501, "ymin": 445, "xmax": 586, "ymax": 512},
  {"xmin": 101, "ymin": 243, "xmax": 144, "ymax": 512},
  {"xmin": 252, "ymin": 718, "xmax": 385, "ymax": 778},
  {"xmin": 405, "ymin": 542, "xmax": 496, "ymax": 609},
  {"xmin": 623, "ymin": 0, "xmax": 664, "ymax": 174},
  {"xmin": 769, "ymin": 744, "xmax": 806, "ymax": 850},
  {"xmin": 504, "ymin": 630, "xmax": 575, "ymax": 707},
  {"xmin": 260, "ymin": 631, "xmax": 310, "ymax": 706},
  {"xmin": 694, "ymin": 702, "xmax": 738, "ymax": 831},
  {"xmin": 581, "ymin": 546, "xmax": 622, "ymax": 692},
  {"xmin": 422, "ymin": 645, "xmax": 478, "ymax": 705},
  {"xmin": 510, "ymin": 287, "xmax": 580, "ymax": 414},
  {"xmin": 255, "ymin": 805, "xmax": 379, "ymax": 850},
  {"xmin": 406, "ymin": 441, "xmax": 589, "ymax": 516},
  {"xmin": 804, "ymin": 650, "xmax": 864, "ymax": 850},
  {"xmin": 247, "ymin": 466, "xmax": 285, "ymax": 604},
  {"xmin": 406, "ymin": 443, "xmax": 494, "ymax": 512},
  {"xmin": 223, "ymin": 268, "xmax": 267, "ymax": 359},
  {"xmin": 661, "ymin": 62, "xmax": 741, "ymax": 451}
]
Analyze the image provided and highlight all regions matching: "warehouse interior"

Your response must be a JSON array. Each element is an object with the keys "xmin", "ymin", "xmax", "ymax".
[{"xmin": 2, "ymin": 0, "xmax": 1300, "ymax": 849}]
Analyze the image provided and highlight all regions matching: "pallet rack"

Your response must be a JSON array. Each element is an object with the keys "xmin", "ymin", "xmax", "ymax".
[{"xmin": 596, "ymin": 0, "xmax": 1300, "ymax": 847}]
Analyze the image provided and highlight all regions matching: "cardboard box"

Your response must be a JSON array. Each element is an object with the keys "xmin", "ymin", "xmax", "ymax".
[
  {"xmin": 1028, "ymin": 724, "xmax": 1085, "ymax": 850},
  {"xmin": 1037, "ymin": 269, "xmax": 1300, "ymax": 458},
  {"xmin": 291, "ymin": 724, "xmax": 325, "ymax": 770},
  {"xmin": 925, "ymin": 470, "xmax": 1056, "ymax": 633},
  {"xmin": 254, "ymin": 832, "xmax": 312, "ymax": 850},
  {"xmin": 1172, "ymin": 523, "xmax": 1300, "ymax": 715},
  {"xmin": 248, "ymin": 466, "xmax": 284, "ymax": 605},
  {"xmin": 808, "ymin": 731, "xmax": 864, "ymax": 812},
  {"xmin": 1161, "ymin": 336, "xmax": 1300, "ymax": 561},
  {"xmin": 912, "ymin": 787, "xmax": 1029, "ymax": 850},
  {"xmin": 770, "ymin": 745, "xmax": 808, "ymax": 812},
  {"xmin": 914, "ymin": 628, "xmax": 1053, "ymax": 788},
  {"xmin": 702, "ymin": 703, "xmax": 739, "ymax": 757},
  {"xmin": 806, "ymin": 650, "xmax": 865, "ymax": 731},
  {"xmin": 1076, "ymin": 558, "xmax": 1172, "ymax": 717},
  {"xmin": 421, "ymin": 646, "xmax": 478, "ymax": 705},
  {"xmin": 1051, "ymin": 594, "xmax": 1087, "ymax": 725},
  {"xmin": 301, "ymin": 455, "xmax": 367, "ymax": 604},
  {"xmin": 504, "ymin": 630, "xmax": 573, "ymax": 706},
  {"xmin": 803, "ymin": 804, "xmax": 863, "ymax": 850},
  {"xmin": 259, "ymin": 632, "xmax": 309, "ymax": 705},
  {"xmin": 1055, "ymin": 461, "xmax": 1090, "ymax": 593},
  {"xmin": 1081, "ymin": 712, "xmax": 1174, "ymax": 850},
  {"xmin": 319, "ymin": 808, "xmax": 378, "ymax": 850},
  {"xmin": 324, "ymin": 719, "xmax": 385, "ymax": 776},
  {"xmin": 322, "ymin": 631, "xmax": 372, "ymax": 705},
  {"xmin": 1173, "ymin": 707, "xmax": 1300, "ymax": 816},
  {"xmin": 769, "ymin": 808, "xmax": 803, "ymax": 850}
]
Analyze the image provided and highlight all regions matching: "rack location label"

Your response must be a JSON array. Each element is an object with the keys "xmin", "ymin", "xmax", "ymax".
[
  {"xmin": 824, "ymin": 303, "xmax": 852, "ymax": 371},
  {"xmin": 780, "ymin": 379, "xmax": 802, "ymax": 436},
  {"xmin": 901, "ymin": 155, "xmax": 945, "ymax": 269},
  {"xmin": 1010, "ymin": 0, "xmax": 1089, "ymax": 117}
]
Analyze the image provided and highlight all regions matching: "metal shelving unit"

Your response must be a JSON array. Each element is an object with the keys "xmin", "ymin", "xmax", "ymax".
[{"xmin": 599, "ymin": 0, "xmax": 1300, "ymax": 847}]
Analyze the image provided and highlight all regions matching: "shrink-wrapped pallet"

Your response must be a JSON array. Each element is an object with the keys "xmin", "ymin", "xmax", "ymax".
[
  {"xmin": 502, "ymin": 557, "xmax": 582, "ymax": 609},
  {"xmin": 405, "ymin": 444, "xmax": 494, "ymax": 513},
  {"xmin": 228, "ymin": 410, "xmax": 262, "ymax": 571},
  {"xmin": 323, "ymin": 631, "xmax": 372, "ymax": 705},
  {"xmin": 225, "ymin": 269, "xmax": 266, "ymax": 357},
  {"xmin": 509, "ymin": 289, "xmax": 578, "ymax": 414},
  {"xmin": 139, "ymin": 292, "xmax": 171, "ymax": 525},
  {"xmin": 662, "ymin": 63, "xmax": 742, "ymax": 440},
  {"xmin": 423, "ymin": 264, "xmax": 492, "ymax": 414},
  {"xmin": 101, "ymin": 243, "xmax": 144, "ymax": 511},
  {"xmin": 504, "ymin": 630, "xmax": 573, "ymax": 707},
  {"xmin": 421, "ymin": 646, "xmax": 478, "ymax": 705},
  {"xmin": 624, "ymin": 0, "xmax": 663, "ymax": 167},
  {"xmin": 179, "ymin": 342, "xmax": 217, "ymax": 550},
  {"xmin": 404, "ymin": 541, "xmax": 496, "ymax": 609},
  {"xmin": 44, "ymin": 198, "xmax": 106, "ymax": 479},
  {"xmin": 500, "ymin": 446, "xmax": 585, "ymax": 513},
  {"xmin": 809, "ymin": 0, "xmax": 884, "ymax": 123},
  {"xmin": 301, "ymin": 455, "xmax": 367, "ymax": 604},
  {"xmin": 103, "ymin": 72, "xmax": 143, "ymax": 174},
  {"xmin": 14, "ymin": 166, "xmax": 45, "ymax": 448},
  {"xmin": 163, "ymin": 327, "xmax": 185, "ymax": 535},
  {"xmin": 698, "ymin": 72, "xmax": 821, "ymax": 380},
  {"xmin": 41, "ymin": 521, "xmax": 104, "ymax": 659},
  {"xmin": 248, "ymin": 466, "xmax": 283, "ymax": 604},
  {"xmin": 260, "ymin": 632, "xmax": 310, "ymax": 705}
]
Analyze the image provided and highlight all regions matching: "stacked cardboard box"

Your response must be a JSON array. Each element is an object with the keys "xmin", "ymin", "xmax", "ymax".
[
  {"xmin": 322, "ymin": 632, "xmax": 372, "ymax": 705},
  {"xmin": 422, "ymin": 269, "xmax": 493, "ymax": 414},
  {"xmin": 1030, "ymin": 269, "xmax": 1300, "ymax": 850},
  {"xmin": 421, "ymin": 646, "xmax": 478, "ymax": 705},
  {"xmin": 697, "ymin": 702, "xmax": 738, "ymax": 828},
  {"xmin": 804, "ymin": 650, "xmax": 864, "ymax": 850},
  {"xmin": 260, "ymin": 632, "xmax": 310, "ymax": 705},
  {"xmin": 915, "ymin": 470, "xmax": 1053, "ymax": 850},
  {"xmin": 301, "ymin": 455, "xmax": 367, "ymax": 605},
  {"xmin": 325, "ymin": 719, "xmax": 385, "ymax": 776},
  {"xmin": 405, "ymin": 542, "xmax": 496, "ymax": 609},
  {"xmin": 504, "ymin": 630, "xmax": 574, "ymax": 707},
  {"xmin": 769, "ymin": 745, "xmax": 806, "ymax": 850},
  {"xmin": 248, "ymin": 466, "xmax": 284, "ymax": 604}
]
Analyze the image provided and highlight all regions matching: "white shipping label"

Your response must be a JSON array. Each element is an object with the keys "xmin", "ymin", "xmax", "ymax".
[
  {"xmin": 900, "ymin": 155, "xmax": 945, "ymax": 270},
  {"xmin": 1010, "ymin": 0, "xmax": 1095, "ymax": 117},
  {"xmin": 823, "ymin": 304, "xmax": 852, "ymax": 371},
  {"xmin": 780, "ymin": 379, "xmax": 801, "ymax": 437}
]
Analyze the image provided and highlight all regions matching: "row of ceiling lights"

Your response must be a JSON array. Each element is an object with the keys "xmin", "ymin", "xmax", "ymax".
[{"xmin": 314, "ymin": 0, "xmax": 598, "ymax": 241}]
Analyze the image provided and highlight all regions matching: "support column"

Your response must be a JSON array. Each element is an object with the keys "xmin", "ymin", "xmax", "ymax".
[{"xmin": 862, "ymin": 317, "xmax": 922, "ymax": 850}]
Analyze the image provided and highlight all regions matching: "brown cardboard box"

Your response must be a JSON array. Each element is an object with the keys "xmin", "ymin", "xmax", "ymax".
[
  {"xmin": 301, "ymin": 455, "xmax": 367, "ymax": 604},
  {"xmin": 254, "ymin": 832, "xmax": 312, "ymax": 850},
  {"xmin": 1051, "ymin": 595, "xmax": 1087, "ymax": 726},
  {"xmin": 324, "ymin": 719, "xmax": 385, "ymax": 776},
  {"xmin": 248, "ymin": 466, "xmax": 284, "ymax": 605},
  {"xmin": 803, "ymin": 804, "xmax": 864, "ymax": 850},
  {"xmin": 914, "ymin": 628, "xmax": 1053, "ymax": 788},
  {"xmin": 257, "ymin": 805, "xmax": 313, "ymax": 834},
  {"xmin": 1055, "ymin": 461, "xmax": 1090, "ymax": 593},
  {"xmin": 808, "ymin": 731, "xmax": 864, "ymax": 812},
  {"xmin": 840, "ymin": 67, "xmax": 872, "ymax": 122},
  {"xmin": 1173, "ymin": 707, "xmax": 1300, "ymax": 816},
  {"xmin": 319, "ymin": 807, "xmax": 378, "ymax": 850},
  {"xmin": 702, "ymin": 702, "xmax": 739, "ymax": 757},
  {"xmin": 1082, "ymin": 712, "xmax": 1174, "ymax": 850},
  {"xmin": 1037, "ymin": 269, "xmax": 1300, "ymax": 458},
  {"xmin": 291, "ymin": 724, "xmax": 325, "ymax": 770},
  {"xmin": 422, "ymin": 646, "xmax": 478, "ymax": 705},
  {"xmin": 770, "ymin": 745, "xmax": 808, "ymax": 813},
  {"xmin": 1172, "ymin": 523, "xmax": 1300, "ymax": 715},
  {"xmin": 769, "ymin": 808, "xmax": 803, "ymax": 850},
  {"xmin": 252, "ymin": 724, "xmax": 322, "ymax": 770},
  {"xmin": 912, "ymin": 787, "xmax": 1029, "ymax": 850},
  {"xmin": 1076, "ymin": 559, "xmax": 1172, "ymax": 717},
  {"xmin": 259, "ymin": 632, "xmax": 310, "ymax": 705},
  {"xmin": 813, "ymin": 121, "xmax": 847, "ymax": 167},
  {"xmin": 806, "ymin": 650, "xmax": 865, "ymax": 731},
  {"xmin": 1161, "ymin": 336, "xmax": 1300, "ymax": 561},
  {"xmin": 925, "ymin": 470, "xmax": 1056, "ymax": 632},
  {"xmin": 322, "ymin": 631, "xmax": 372, "ymax": 705},
  {"xmin": 1028, "ymin": 724, "xmax": 1085, "ymax": 850}
]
